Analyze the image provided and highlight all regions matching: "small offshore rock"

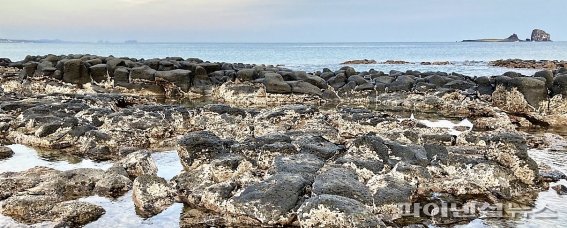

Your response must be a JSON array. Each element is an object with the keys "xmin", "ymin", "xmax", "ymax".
[
  {"xmin": 177, "ymin": 131, "xmax": 227, "ymax": 169},
  {"xmin": 341, "ymin": 59, "xmax": 377, "ymax": 65}
]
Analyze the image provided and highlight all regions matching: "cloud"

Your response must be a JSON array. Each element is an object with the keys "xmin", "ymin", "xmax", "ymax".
[{"xmin": 0, "ymin": 0, "xmax": 565, "ymax": 42}]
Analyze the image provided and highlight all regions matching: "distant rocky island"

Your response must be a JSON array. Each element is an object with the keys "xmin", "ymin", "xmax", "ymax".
[
  {"xmin": 0, "ymin": 38, "xmax": 67, "ymax": 44},
  {"xmin": 0, "ymin": 39, "xmax": 137, "ymax": 44},
  {"xmin": 462, "ymin": 29, "xmax": 551, "ymax": 42}
]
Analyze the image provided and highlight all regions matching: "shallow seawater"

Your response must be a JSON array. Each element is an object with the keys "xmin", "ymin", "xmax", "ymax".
[
  {"xmin": 0, "ymin": 144, "xmax": 113, "ymax": 173},
  {"xmin": 0, "ymin": 147, "xmax": 184, "ymax": 228}
]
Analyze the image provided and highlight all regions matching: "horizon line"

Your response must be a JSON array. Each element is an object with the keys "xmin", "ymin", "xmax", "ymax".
[{"xmin": 1, "ymin": 40, "xmax": 566, "ymax": 44}]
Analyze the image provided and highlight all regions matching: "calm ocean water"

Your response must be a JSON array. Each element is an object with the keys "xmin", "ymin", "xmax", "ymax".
[{"xmin": 2, "ymin": 42, "xmax": 567, "ymax": 76}]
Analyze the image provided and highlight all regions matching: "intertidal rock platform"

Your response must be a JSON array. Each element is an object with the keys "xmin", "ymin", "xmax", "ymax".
[{"xmin": 1, "ymin": 54, "xmax": 566, "ymax": 227}]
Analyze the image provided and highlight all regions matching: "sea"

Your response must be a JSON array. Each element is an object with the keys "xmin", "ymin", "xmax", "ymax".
[{"xmin": 2, "ymin": 42, "xmax": 567, "ymax": 76}]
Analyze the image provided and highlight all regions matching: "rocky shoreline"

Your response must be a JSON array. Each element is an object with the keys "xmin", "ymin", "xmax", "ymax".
[
  {"xmin": 491, "ymin": 59, "xmax": 567, "ymax": 70},
  {"xmin": 1, "ymin": 54, "xmax": 567, "ymax": 227}
]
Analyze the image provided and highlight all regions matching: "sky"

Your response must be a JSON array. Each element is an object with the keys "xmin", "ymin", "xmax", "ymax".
[{"xmin": 0, "ymin": 0, "xmax": 565, "ymax": 42}]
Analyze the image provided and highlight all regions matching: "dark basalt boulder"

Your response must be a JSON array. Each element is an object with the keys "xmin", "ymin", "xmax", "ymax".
[
  {"xmin": 443, "ymin": 79, "xmax": 477, "ymax": 91},
  {"xmin": 388, "ymin": 75, "xmax": 415, "ymax": 92},
  {"xmin": 389, "ymin": 70, "xmax": 404, "ymax": 77},
  {"xmin": 274, "ymin": 153, "xmax": 324, "ymax": 182},
  {"xmin": 337, "ymin": 81, "xmax": 357, "ymax": 95},
  {"xmin": 178, "ymin": 131, "xmax": 228, "ymax": 169},
  {"xmin": 552, "ymin": 75, "xmax": 567, "ymax": 97},
  {"xmin": 288, "ymin": 81, "xmax": 323, "ymax": 96},
  {"xmin": 294, "ymin": 135, "xmax": 343, "ymax": 160},
  {"xmin": 63, "ymin": 59, "xmax": 91, "ymax": 84},
  {"xmin": 341, "ymin": 66, "xmax": 357, "ymax": 77},
  {"xmin": 475, "ymin": 76, "xmax": 495, "ymax": 95},
  {"xmin": 534, "ymin": 70, "xmax": 554, "ymax": 89},
  {"xmin": 191, "ymin": 68, "xmax": 213, "ymax": 94},
  {"xmin": 415, "ymin": 82, "xmax": 438, "ymax": 92},
  {"xmin": 85, "ymin": 58, "xmax": 102, "ymax": 66},
  {"xmin": 319, "ymin": 72, "xmax": 335, "ymax": 81},
  {"xmin": 20, "ymin": 62, "xmax": 38, "ymax": 78},
  {"xmin": 89, "ymin": 64, "xmax": 108, "ymax": 83},
  {"xmin": 290, "ymin": 71, "xmax": 309, "ymax": 81},
  {"xmin": 130, "ymin": 65, "xmax": 156, "ymax": 81},
  {"xmin": 302, "ymin": 74, "xmax": 328, "ymax": 89},
  {"xmin": 113, "ymin": 67, "xmax": 130, "ymax": 86},
  {"xmin": 231, "ymin": 173, "xmax": 310, "ymax": 224},
  {"xmin": 503, "ymin": 71, "xmax": 523, "ymax": 78},
  {"xmin": 106, "ymin": 58, "xmax": 126, "ymax": 78},
  {"xmin": 355, "ymin": 82, "xmax": 375, "ymax": 91},
  {"xmin": 236, "ymin": 69, "xmax": 257, "ymax": 82},
  {"xmin": 0, "ymin": 58, "xmax": 11, "ymax": 67},
  {"xmin": 263, "ymin": 73, "xmax": 292, "ymax": 94},
  {"xmin": 385, "ymin": 142, "xmax": 429, "ymax": 166},
  {"xmin": 198, "ymin": 63, "xmax": 222, "ymax": 74},
  {"xmin": 158, "ymin": 60, "xmax": 175, "ymax": 71},
  {"xmin": 540, "ymin": 169, "xmax": 567, "ymax": 182},
  {"xmin": 371, "ymin": 174, "xmax": 416, "ymax": 206},
  {"xmin": 328, "ymin": 73, "xmax": 347, "ymax": 90},
  {"xmin": 35, "ymin": 61, "xmax": 54, "ymax": 76},
  {"xmin": 312, "ymin": 168, "xmax": 373, "ymax": 204},
  {"xmin": 424, "ymin": 144, "xmax": 449, "ymax": 165},
  {"xmin": 374, "ymin": 75, "xmax": 395, "ymax": 84},
  {"xmin": 509, "ymin": 77, "xmax": 548, "ymax": 108},
  {"xmin": 425, "ymin": 74, "xmax": 451, "ymax": 87},
  {"xmin": 347, "ymin": 75, "xmax": 368, "ymax": 85},
  {"xmin": 155, "ymin": 69, "xmax": 192, "ymax": 92}
]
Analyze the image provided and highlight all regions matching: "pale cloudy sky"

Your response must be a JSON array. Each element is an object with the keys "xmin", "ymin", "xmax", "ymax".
[{"xmin": 0, "ymin": 0, "xmax": 565, "ymax": 42}]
